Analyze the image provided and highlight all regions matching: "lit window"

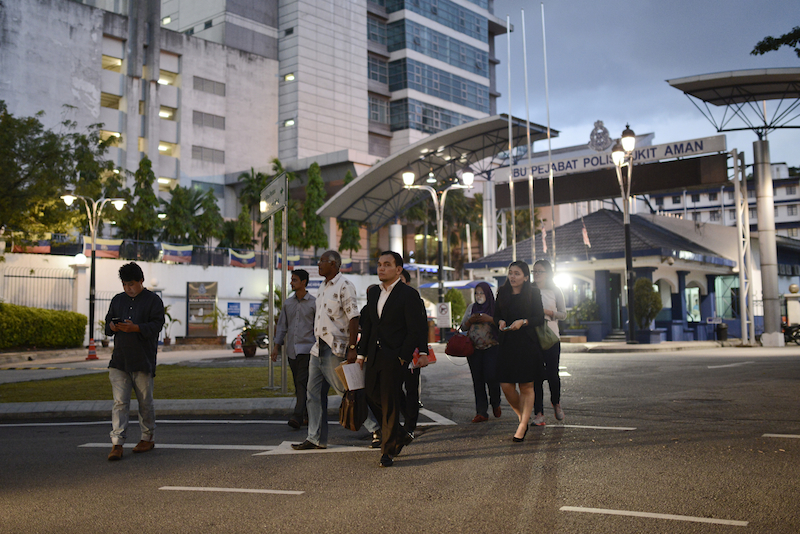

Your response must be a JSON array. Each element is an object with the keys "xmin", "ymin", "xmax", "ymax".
[
  {"xmin": 161, "ymin": 16, "xmax": 172, "ymax": 25},
  {"xmin": 158, "ymin": 142, "xmax": 179, "ymax": 157},
  {"xmin": 159, "ymin": 106, "xmax": 177, "ymax": 120},
  {"xmin": 283, "ymin": 119, "xmax": 295, "ymax": 127},
  {"xmin": 283, "ymin": 73, "xmax": 295, "ymax": 81},
  {"xmin": 101, "ymin": 55, "xmax": 122, "ymax": 73}
]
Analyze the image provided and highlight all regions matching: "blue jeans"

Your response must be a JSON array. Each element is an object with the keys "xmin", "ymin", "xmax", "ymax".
[
  {"xmin": 109, "ymin": 367, "xmax": 155, "ymax": 445},
  {"xmin": 305, "ymin": 340, "xmax": 378, "ymax": 446}
]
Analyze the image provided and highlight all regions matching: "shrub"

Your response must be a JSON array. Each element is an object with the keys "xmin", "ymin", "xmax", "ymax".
[
  {"xmin": 444, "ymin": 288, "xmax": 466, "ymax": 327},
  {"xmin": 0, "ymin": 303, "xmax": 87, "ymax": 349},
  {"xmin": 633, "ymin": 278, "xmax": 663, "ymax": 329},
  {"xmin": 566, "ymin": 298, "xmax": 600, "ymax": 327}
]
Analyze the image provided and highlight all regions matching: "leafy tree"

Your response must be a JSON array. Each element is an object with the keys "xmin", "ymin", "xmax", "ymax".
[
  {"xmin": 633, "ymin": 277, "xmax": 663, "ymax": 330},
  {"xmin": 159, "ymin": 186, "xmax": 203, "ymax": 244},
  {"xmin": 238, "ymin": 167, "xmax": 269, "ymax": 248},
  {"xmin": 301, "ymin": 162, "xmax": 328, "ymax": 256},
  {"xmin": 0, "ymin": 101, "xmax": 114, "ymax": 239},
  {"xmin": 117, "ymin": 156, "xmax": 160, "ymax": 247},
  {"xmin": 751, "ymin": 26, "xmax": 800, "ymax": 58},
  {"xmin": 218, "ymin": 205, "xmax": 254, "ymax": 249},
  {"xmin": 196, "ymin": 189, "xmax": 225, "ymax": 248},
  {"xmin": 338, "ymin": 170, "xmax": 362, "ymax": 257}
]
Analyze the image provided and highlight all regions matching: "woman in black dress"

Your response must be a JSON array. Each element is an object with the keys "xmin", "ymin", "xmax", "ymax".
[{"xmin": 494, "ymin": 261, "xmax": 545, "ymax": 442}]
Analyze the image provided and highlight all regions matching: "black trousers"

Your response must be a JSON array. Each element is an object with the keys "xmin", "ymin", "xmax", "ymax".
[
  {"xmin": 288, "ymin": 353, "xmax": 310, "ymax": 421},
  {"xmin": 399, "ymin": 366, "xmax": 421, "ymax": 433},
  {"xmin": 365, "ymin": 350, "xmax": 405, "ymax": 456},
  {"xmin": 534, "ymin": 341, "xmax": 560, "ymax": 414}
]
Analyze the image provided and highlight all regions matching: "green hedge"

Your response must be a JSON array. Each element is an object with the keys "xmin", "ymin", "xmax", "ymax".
[{"xmin": 0, "ymin": 303, "xmax": 87, "ymax": 350}]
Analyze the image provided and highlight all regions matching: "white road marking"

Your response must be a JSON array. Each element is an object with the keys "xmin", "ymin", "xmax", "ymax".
[
  {"xmin": 549, "ymin": 424, "xmax": 636, "ymax": 431},
  {"xmin": 707, "ymin": 361, "xmax": 755, "ymax": 369},
  {"xmin": 253, "ymin": 441, "xmax": 373, "ymax": 456},
  {"xmin": 762, "ymin": 433, "xmax": 800, "ymax": 439},
  {"xmin": 160, "ymin": 486, "xmax": 303, "ymax": 495},
  {"xmin": 79, "ymin": 443, "xmax": 276, "ymax": 451},
  {"xmin": 417, "ymin": 408, "xmax": 456, "ymax": 426},
  {"xmin": 558, "ymin": 371, "xmax": 571, "ymax": 377},
  {"xmin": 560, "ymin": 506, "xmax": 748, "ymax": 527}
]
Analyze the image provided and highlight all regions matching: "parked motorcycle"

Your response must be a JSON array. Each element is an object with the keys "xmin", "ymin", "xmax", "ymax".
[
  {"xmin": 230, "ymin": 316, "xmax": 268, "ymax": 355},
  {"xmin": 782, "ymin": 322, "xmax": 800, "ymax": 345}
]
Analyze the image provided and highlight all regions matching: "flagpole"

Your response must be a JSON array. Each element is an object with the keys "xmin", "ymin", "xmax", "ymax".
[
  {"xmin": 541, "ymin": 2, "xmax": 555, "ymax": 268},
  {"xmin": 522, "ymin": 8, "xmax": 535, "ymax": 266},
  {"xmin": 507, "ymin": 14, "xmax": 516, "ymax": 262}
]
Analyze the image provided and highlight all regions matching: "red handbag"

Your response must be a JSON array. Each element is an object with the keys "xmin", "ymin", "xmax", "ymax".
[{"xmin": 445, "ymin": 332, "xmax": 474, "ymax": 357}]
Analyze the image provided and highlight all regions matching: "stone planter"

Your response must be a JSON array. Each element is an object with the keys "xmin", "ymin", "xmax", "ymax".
[
  {"xmin": 242, "ymin": 345, "xmax": 257, "ymax": 358},
  {"xmin": 584, "ymin": 321, "xmax": 604, "ymax": 342},
  {"xmin": 635, "ymin": 328, "xmax": 666, "ymax": 344}
]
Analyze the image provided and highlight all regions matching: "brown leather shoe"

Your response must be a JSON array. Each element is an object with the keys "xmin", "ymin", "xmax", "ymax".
[
  {"xmin": 132, "ymin": 440, "xmax": 155, "ymax": 453},
  {"xmin": 493, "ymin": 405, "xmax": 502, "ymax": 418},
  {"xmin": 472, "ymin": 414, "xmax": 488, "ymax": 423},
  {"xmin": 108, "ymin": 445, "xmax": 123, "ymax": 461}
]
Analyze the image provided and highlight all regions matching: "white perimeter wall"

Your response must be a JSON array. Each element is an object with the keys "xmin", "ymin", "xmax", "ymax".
[{"xmin": 1, "ymin": 254, "xmax": 378, "ymax": 345}]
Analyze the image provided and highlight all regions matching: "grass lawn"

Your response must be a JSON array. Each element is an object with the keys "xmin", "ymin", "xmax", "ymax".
[{"xmin": 0, "ymin": 365, "xmax": 297, "ymax": 403}]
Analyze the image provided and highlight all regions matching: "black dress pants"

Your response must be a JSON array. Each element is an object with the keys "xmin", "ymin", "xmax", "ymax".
[
  {"xmin": 365, "ymin": 350, "xmax": 405, "ymax": 456},
  {"xmin": 399, "ymin": 366, "xmax": 421, "ymax": 433}
]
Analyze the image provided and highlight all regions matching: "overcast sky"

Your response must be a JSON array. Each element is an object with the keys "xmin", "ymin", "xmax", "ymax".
[{"xmin": 494, "ymin": 0, "xmax": 799, "ymax": 171}]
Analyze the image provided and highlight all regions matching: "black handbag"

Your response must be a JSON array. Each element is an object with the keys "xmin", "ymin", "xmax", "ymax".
[{"xmin": 339, "ymin": 389, "xmax": 368, "ymax": 431}]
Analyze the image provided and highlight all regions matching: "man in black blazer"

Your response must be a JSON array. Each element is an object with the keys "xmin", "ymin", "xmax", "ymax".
[{"xmin": 358, "ymin": 251, "xmax": 428, "ymax": 468}]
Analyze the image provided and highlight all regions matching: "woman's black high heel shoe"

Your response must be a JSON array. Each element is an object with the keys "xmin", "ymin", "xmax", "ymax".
[{"xmin": 512, "ymin": 426, "xmax": 528, "ymax": 443}]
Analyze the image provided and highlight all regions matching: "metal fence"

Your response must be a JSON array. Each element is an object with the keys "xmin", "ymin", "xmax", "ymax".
[{"xmin": 1, "ymin": 266, "xmax": 74, "ymax": 311}]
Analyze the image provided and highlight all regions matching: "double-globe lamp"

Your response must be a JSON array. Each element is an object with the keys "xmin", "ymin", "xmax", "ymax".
[
  {"xmin": 612, "ymin": 124, "xmax": 638, "ymax": 343},
  {"xmin": 62, "ymin": 189, "xmax": 127, "ymax": 359}
]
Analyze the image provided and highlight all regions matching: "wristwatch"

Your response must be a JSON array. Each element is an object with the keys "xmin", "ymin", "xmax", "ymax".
[{"xmin": 348, "ymin": 344, "xmax": 356, "ymax": 350}]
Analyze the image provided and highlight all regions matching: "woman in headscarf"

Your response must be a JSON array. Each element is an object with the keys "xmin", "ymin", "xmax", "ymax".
[
  {"xmin": 494, "ymin": 261, "xmax": 545, "ymax": 442},
  {"xmin": 532, "ymin": 259, "xmax": 566, "ymax": 425},
  {"xmin": 459, "ymin": 281, "xmax": 501, "ymax": 423}
]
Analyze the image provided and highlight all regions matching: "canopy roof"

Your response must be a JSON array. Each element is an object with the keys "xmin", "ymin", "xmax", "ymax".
[
  {"xmin": 667, "ymin": 68, "xmax": 800, "ymax": 134},
  {"xmin": 667, "ymin": 68, "xmax": 800, "ymax": 106},
  {"xmin": 317, "ymin": 114, "xmax": 556, "ymax": 229}
]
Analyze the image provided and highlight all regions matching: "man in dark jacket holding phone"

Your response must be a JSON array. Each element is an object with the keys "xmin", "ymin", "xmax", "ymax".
[{"xmin": 104, "ymin": 262, "xmax": 165, "ymax": 461}]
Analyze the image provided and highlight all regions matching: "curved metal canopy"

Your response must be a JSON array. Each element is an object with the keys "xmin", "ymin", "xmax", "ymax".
[
  {"xmin": 316, "ymin": 114, "xmax": 556, "ymax": 229},
  {"xmin": 667, "ymin": 68, "xmax": 800, "ymax": 135}
]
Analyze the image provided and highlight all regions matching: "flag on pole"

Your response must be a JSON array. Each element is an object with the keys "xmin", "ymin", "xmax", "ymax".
[
  {"xmin": 161, "ymin": 243, "xmax": 193, "ymax": 263},
  {"xmin": 542, "ymin": 226, "xmax": 548, "ymax": 254},
  {"xmin": 341, "ymin": 258, "xmax": 353, "ymax": 273},
  {"xmin": 83, "ymin": 236, "xmax": 122, "ymax": 258},
  {"xmin": 229, "ymin": 249, "xmax": 255, "ymax": 268},
  {"xmin": 582, "ymin": 221, "xmax": 592, "ymax": 248},
  {"xmin": 276, "ymin": 254, "xmax": 300, "ymax": 270}
]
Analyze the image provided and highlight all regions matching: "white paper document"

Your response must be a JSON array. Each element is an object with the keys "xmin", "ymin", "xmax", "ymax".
[{"xmin": 340, "ymin": 362, "xmax": 365, "ymax": 391}]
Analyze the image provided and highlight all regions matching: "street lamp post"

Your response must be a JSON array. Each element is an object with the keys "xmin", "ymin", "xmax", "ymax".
[
  {"xmin": 402, "ymin": 169, "xmax": 474, "ymax": 303},
  {"xmin": 612, "ymin": 124, "xmax": 637, "ymax": 344},
  {"xmin": 62, "ymin": 190, "xmax": 126, "ymax": 360}
]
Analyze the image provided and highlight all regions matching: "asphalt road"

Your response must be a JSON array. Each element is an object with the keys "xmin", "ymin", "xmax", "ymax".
[{"xmin": 1, "ymin": 347, "xmax": 799, "ymax": 533}]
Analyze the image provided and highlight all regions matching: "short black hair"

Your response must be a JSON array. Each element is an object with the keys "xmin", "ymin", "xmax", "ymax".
[
  {"xmin": 401, "ymin": 269, "xmax": 411, "ymax": 283},
  {"xmin": 118, "ymin": 262, "xmax": 144, "ymax": 282},
  {"xmin": 379, "ymin": 250, "xmax": 403, "ymax": 268},
  {"xmin": 293, "ymin": 269, "xmax": 309, "ymax": 284}
]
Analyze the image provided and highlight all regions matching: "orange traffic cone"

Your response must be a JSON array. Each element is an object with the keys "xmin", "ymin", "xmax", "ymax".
[
  {"xmin": 232, "ymin": 333, "xmax": 243, "ymax": 353},
  {"xmin": 86, "ymin": 338, "xmax": 98, "ymax": 361}
]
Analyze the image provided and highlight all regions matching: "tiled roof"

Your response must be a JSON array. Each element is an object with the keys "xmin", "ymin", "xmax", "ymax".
[{"xmin": 465, "ymin": 209, "xmax": 728, "ymax": 269}]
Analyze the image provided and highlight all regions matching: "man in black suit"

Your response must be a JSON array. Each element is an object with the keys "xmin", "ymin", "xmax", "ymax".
[{"xmin": 358, "ymin": 251, "xmax": 428, "ymax": 468}]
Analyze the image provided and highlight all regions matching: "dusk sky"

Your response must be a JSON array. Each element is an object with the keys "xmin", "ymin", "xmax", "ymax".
[{"xmin": 494, "ymin": 0, "xmax": 799, "ymax": 170}]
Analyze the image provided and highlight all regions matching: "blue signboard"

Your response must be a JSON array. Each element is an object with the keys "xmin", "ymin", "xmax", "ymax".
[
  {"xmin": 250, "ymin": 302, "xmax": 262, "ymax": 315},
  {"xmin": 227, "ymin": 302, "xmax": 241, "ymax": 317}
]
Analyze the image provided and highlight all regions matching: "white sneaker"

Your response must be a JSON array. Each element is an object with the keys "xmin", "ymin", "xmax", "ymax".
[
  {"xmin": 532, "ymin": 413, "xmax": 546, "ymax": 426},
  {"xmin": 553, "ymin": 403, "xmax": 564, "ymax": 421}
]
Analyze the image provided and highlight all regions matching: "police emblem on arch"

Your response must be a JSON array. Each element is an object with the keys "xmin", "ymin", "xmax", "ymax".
[{"xmin": 588, "ymin": 120, "xmax": 613, "ymax": 152}]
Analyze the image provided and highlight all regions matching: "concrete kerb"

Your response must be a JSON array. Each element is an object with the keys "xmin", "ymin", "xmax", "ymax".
[{"xmin": 0, "ymin": 340, "xmax": 739, "ymax": 421}]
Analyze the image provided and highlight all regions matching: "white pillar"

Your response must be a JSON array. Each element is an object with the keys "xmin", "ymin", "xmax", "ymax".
[
  {"xmin": 482, "ymin": 180, "xmax": 497, "ymax": 256},
  {"xmin": 754, "ymin": 140, "xmax": 784, "ymax": 346},
  {"xmin": 389, "ymin": 222, "xmax": 403, "ymax": 257}
]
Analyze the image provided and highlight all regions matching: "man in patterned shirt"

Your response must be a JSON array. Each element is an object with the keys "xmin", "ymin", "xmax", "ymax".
[{"xmin": 292, "ymin": 250, "xmax": 380, "ymax": 450}]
